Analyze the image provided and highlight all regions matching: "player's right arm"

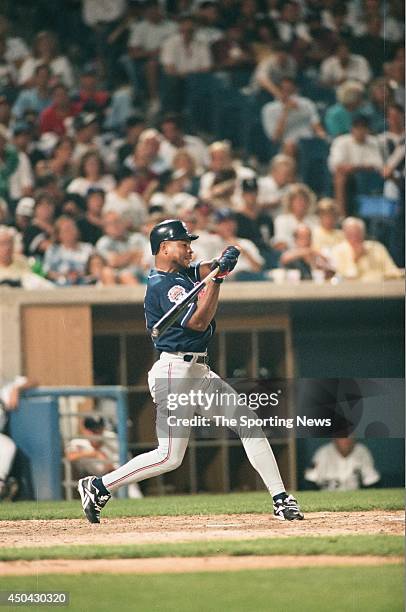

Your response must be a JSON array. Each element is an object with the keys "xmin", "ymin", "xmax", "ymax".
[{"xmin": 186, "ymin": 281, "xmax": 220, "ymax": 332}]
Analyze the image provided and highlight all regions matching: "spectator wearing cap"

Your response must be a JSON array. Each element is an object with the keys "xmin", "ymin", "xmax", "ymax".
[
  {"xmin": 235, "ymin": 177, "xmax": 276, "ymax": 269},
  {"xmin": 8, "ymin": 123, "xmax": 34, "ymax": 204},
  {"xmin": 213, "ymin": 208, "xmax": 265, "ymax": 280},
  {"xmin": 324, "ymin": 80, "xmax": 366, "ymax": 138},
  {"xmin": 43, "ymin": 215, "xmax": 93, "ymax": 286},
  {"xmin": 65, "ymin": 416, "xmax": 117, "ymax": 478},
  {"xmin": 71, "ymin": 112, "xmax": 101, "ymax": 163},
  {"xmin": 251, "ymin": 41, "xmax": 297, "ymax": 101},
  {"xmin": 103, "ymin": 168, "xmax": 146, "ymax": 230},
  {"xmin": 159, "ymin": 113, "xmax": 208, "ymax": 172},
  {"xmin": 65, "ymin": 414, "xmax": 143, "ymax": 497},
  {"xmin": 199, "ymin": 141, "xmax": 255, "ymax": 208},
  {"xmin": 280, "ymin": 224, "xmax": 331, "ymax": 280},
  {"xmin": 328, "ymin": 116, "xmax": 383, "ymax": 216},
  {"xmin": 331, "ymin": 217, "xmax": 403, "ymax": 282},
  {"xmin": 67, "ymin": 151, "xmax": 115, "ymax": 197},
  {"xmin": 160, "ymin": 14, "xmax": 211, "ymax": 112},
  {"xmin": 18, "ymin": 30, "xmax": 74, "ymax": 88},
  {"xmin": 115, "ymin": 114, "xmax": 146, "ymax": 167},
  {"xmin": 12, "ymin": 64, "xmax": 52, "ymax": 120},
  {"xmin": 96, "ymin": 211, "xmax": 145, "ymax": 285},
  {"xmin": 127, "ymin": 0, "xmax": 177, "ymax": 116},
  {"xmin": 0, "ymin": 225, "xmax": 52, "ymax": 289},
  {"xmin": 14, "ymin": 196, "xmax": 34, "ymax": 234},
  {"xmin": 312, "ymin": 198, "xmax": 344, "ymax": 255},
  {"xmin": 320, "ymin": 40, "xmax": 371, "ymax": 89},
  {"xmin": 262, "ymin": 77, "xmax": 326, "ymax": 157},
  {"xmin": 78, "ymin": 188, "xmax": 105, "ymax": 245},
  {"xmin": 22, "ymin": 193, "xmax": 55, "ymax": 259},
  {"xmin": 272, "ymin": 183, "xmax": 318, "ymax": 251},
  {"xmin": 39, "ymin": 83, "xmax": 78, "ymax": 136},
  {"xmin": 257, "ymin": 154, "xmax": 296, "ymax": 218},
  {"xmin": 0, "ymin": 125, "xmax": 18, "ymax": 201}
]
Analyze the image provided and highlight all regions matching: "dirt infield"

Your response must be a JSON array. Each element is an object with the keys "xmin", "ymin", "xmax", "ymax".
[
  {"xmin": 1, "ymin": 511, "xmax": 403, "ymax": 549},
  {"xmin": 0, "ymin": 555, "xmax": 403, "ymax": 576}
]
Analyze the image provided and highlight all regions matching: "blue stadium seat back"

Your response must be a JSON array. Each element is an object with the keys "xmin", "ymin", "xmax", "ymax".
[
  {"xmin": 298, "ymin": 137, "xmax": 332, "ymax": 196},
  {"xmin": 357, "ymin": 195, "xmax": 398, "ymax": 219},
  {"xmin": 247, "ymin": 118, "xmax": 279, "ymax": 164},
  {"xmin": 185, "ymin": 73, "xmax": 217, "ymax": 133},
  {"xmin": 297, "ymin": 75, "xmax": 336, "ymax": 106},
  {"xmin": 353, "ymin": 170, "xmax": 385, "ymax": 195}
]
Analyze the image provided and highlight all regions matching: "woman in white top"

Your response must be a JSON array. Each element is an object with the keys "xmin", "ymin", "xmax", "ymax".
[
  {"xmin": 273, "ymin": 183, "xmax": 318, "ymax": 250},
  {"xmin": 67, "ymin": 152, "xmax": 115, "ymax": 197},
  {"xmin": 18, "ymin": 31, "xmax": 74, "ymax": 88}
]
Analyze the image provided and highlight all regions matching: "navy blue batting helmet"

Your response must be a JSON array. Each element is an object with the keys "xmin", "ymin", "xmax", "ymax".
[{"xmin": 150, "ymin": 219, "xmax": 199, "ymax": 255}]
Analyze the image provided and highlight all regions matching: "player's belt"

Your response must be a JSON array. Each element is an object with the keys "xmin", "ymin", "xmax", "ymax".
[{"xmin": 183, "ymin": 354, "xmax": 207, "ymax": 364}]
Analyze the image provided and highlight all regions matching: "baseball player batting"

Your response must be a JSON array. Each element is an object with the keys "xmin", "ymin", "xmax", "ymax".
[{"xmin": 78, "ymin": 220, "xmax": 304, "ymax": 522}]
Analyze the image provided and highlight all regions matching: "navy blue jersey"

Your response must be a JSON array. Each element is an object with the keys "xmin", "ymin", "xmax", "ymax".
[{"xmin": 144, "ymin": 263, "xmax": 215, "ymax": 353}]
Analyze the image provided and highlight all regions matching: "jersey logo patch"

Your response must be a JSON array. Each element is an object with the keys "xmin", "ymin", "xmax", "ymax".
[{"xmin": 167, "ymin": 285, "xmax": 187, "ymax": 303}]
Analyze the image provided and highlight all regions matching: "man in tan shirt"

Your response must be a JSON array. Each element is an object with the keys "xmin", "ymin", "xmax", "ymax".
[{"xmin": 331, "ymin": 217, "xmax": 403, "ymax": 281}]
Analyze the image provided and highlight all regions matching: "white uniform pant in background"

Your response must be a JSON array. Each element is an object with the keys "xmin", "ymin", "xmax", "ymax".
[
  {"xmin": 0, "ymin": 433, "xmax": 17, "ymax": 482},
  {"xmin": 103, "ymin": 353, "xmax": 286, "ymax": 497}
]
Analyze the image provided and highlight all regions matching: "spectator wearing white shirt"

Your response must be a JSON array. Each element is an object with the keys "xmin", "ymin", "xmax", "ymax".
[
  {"xmin": 0, "ymin": 15, "xmax": 29, "ymax": 70},
  {"xmin": 328, "ymin": 116, "xmax": 384, "ymax": 216},
  {"xmin": 96, "ymin": 211, "xmax": 145, "ymax": 285},
  {"xmin": 273, "ymin": 183, "xmax": 318, "ymax": 251},
  {"xmin": 159, "ymin": 112, "xmax": 208, "ymax": 171},
  {"xmin": 320, "ymin": 40, "xmax": 371, "ymax": 89},
  {"xmin": 67, "ymin": 151, "xmax": 115, "ymax": 197},
  {"xmin": 305, "ymin": 438, "xmax": 380, "ymax": 491},
  {"xmin": 252, "ymin": 41, "xmax": 297, "ymax": 100},
  {"xmin": 103, "ymin": 168, "xmax": 147, "ymax": 230},
  {"xmin": 258, "ymin": 154, "xmax": 296, "ymax": 218},
  {"xmin": 160, "ymin": 13, "xmax": 211, "ymax": 112},
  {"xmin": 195, "ymin": 1, "xmax": 223, "ymax": 45},
  {"xmin": 212, "ymin": 208, "xmax": 265, "ymax": 280},
  {"xmin": 261, "ymin": 77, "xmax": 326, "ymax": 157},
  {"xmin": 18, "ymin": 31, "xmax": 74, "ymax": 89},
  {"xmin": 330, "ymin": 217, "xmax": 403, "ymax": 282},
  {"xmin": 199, "ymin": 141, "xmax": 255, "ymax": 208},
  {"xmin": 82, "ymin": 0, "xmax": 126, "ymax": 28},
  {"xmin": 128, "ymin": 0, "xmax": 177, "ymax": 115}
]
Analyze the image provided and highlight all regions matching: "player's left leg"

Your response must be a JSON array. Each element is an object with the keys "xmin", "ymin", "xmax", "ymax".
[{"xmin": 197, "ymin": 368, "xmax": 304, "ymax": 521}]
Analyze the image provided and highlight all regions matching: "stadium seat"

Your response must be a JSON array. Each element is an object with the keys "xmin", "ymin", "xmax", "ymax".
[{"xmin": 297, "ymin": 137, "xmax": 332, "ymax": 196}]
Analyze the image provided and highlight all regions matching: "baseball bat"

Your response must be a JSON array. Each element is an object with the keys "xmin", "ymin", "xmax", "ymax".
[{"xmin": 151, "ymin": 266, "xmax": 219, "ymax": 340}]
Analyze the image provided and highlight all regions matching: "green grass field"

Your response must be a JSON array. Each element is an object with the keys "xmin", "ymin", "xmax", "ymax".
[
  {"xmin": 0, "ymin": 567, "xmax": 403, "ymax": 612},
  {"xmin": 0, "ymin": 535, "xmax": 402, "ymax": 562},
  {"xmin": 0, "ymin": 488, "xmax": 403, "ymax": 521},
  {"xmin": 1, "ymin": 489, "xmax": 403, "ymax": 612}
]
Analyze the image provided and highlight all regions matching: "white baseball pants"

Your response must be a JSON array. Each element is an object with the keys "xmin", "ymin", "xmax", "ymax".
[{"xmin": 103, "ymin": 352, "xmax": 286, "ymax": 497}]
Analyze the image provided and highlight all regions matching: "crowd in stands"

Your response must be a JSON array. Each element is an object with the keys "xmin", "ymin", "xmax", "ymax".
[{"xmin": 0, "ymin": 0, "xmax": 404, "ymax": 288}]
